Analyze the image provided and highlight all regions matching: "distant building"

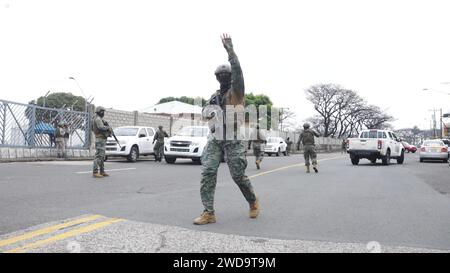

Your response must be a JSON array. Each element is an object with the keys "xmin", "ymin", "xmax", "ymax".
[{"xmin": 141, "ymin": 101, "xmax": 202, "ymax": 119}]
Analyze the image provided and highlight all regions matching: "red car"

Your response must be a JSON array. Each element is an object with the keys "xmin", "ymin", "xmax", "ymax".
[{"xmin": 402, "ymin": 141, "xmax": 417, "ymax": 153}]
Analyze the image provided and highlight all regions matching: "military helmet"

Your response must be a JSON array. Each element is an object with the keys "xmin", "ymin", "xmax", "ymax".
[
  {"xmin": 214, "ymin": 64, "xmax": 231, "ymax": 75},
  {"xmin": 95, "ymin": 106, "xmax": 106, "ymax": 113},
  {"xmin": 303, "ymin": 123, "xmax": 310, "ymax": 129},
  {"xmin": 58, "ymin": 121, "xmax": 65, "ymax": 127}
]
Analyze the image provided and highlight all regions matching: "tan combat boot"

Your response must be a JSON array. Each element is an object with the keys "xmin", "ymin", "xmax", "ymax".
[
  {"xmin": 92, "ymin": 172, "xmax": 103, "ymax": 178},
  {"xmin": 306, "ymin": 165, "xmax": 310, "ymax": 173},
  {"xmin": 256, "ymin": 160, "xmax": 261, "ymax": 170},
  {"xmin": 249, "ymin": 197, "xmax": 260, "ymax": 219},
  {"xmin": 193, "ymin": 212, "xmax": 216, "ymax": 225},
  {"xmin": 100, "ymin": 172, "xmax": 109, "ymax": 177}
]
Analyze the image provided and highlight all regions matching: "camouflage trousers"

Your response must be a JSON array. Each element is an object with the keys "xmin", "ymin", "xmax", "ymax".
[
  {"xmin": 56, "ymin": 137, "xmax": 66, "ymax": 158},
  {"xmin": 253, "ymin": 145, "xmax": 264, "ymax": 163},
  {"xmin": 93, "ymin": 138, "xmax": 106, "ymax": 173},
  {"xmin": 303, "ymin": 144, "xmax": 317, "ymax": 166},
  {"xmin": 200, "ymin": 139, "xmax": 257, "ymax": 213},
  {"xmin": 154, "ymin": 141, "xmax": 164, "ymax": 159}
]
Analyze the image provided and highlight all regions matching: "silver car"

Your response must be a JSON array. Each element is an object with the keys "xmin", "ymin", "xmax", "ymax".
[{"xmin": 419, "ymin": 140, "xmax": 449, "ymax": 163}]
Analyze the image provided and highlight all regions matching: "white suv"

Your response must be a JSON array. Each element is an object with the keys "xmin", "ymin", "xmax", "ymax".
[
  {"xmin": 164, "ymin": 126, "xmax": 210, "ymax": 164},
  {"xmin": 264, "ymin": 137, "xmax": 288, "ymax": 156},
  {"xmin": 105, "ymin": 126, "xmax": 156, "ymax": 162}
]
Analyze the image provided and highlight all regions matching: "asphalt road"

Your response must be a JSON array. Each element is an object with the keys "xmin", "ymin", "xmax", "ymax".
[{"xmin": 0, "ymin": 152, "xmax": 449, "ymax": 253}]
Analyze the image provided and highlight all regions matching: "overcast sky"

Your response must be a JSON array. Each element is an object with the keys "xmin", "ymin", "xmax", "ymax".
[{"xmin": 1, "ymin": 0, "xmax": 450, "ymax": 130}]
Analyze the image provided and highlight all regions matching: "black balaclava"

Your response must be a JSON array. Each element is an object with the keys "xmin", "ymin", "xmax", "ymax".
[
  {"xmin": 98, "ymin": 111, "xmax": 105, "ymax": 118},
  {"xmin": 216, "ymin": 72, "xmax": 231, "ymax": 94}
]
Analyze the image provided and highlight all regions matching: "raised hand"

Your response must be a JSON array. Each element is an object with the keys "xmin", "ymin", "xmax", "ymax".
[{"xmin": 221, "ymin": 33, "xmax": 233, "ymax": 52}]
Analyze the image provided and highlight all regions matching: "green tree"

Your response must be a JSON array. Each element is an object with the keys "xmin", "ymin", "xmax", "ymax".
[
  {"xmin": 158, "ymin": 96, "xmax": 207, "ymax": 106},
  {"xmin": 244, "ymin": 93, "xmax": 273, "ymax": 128},
  {"xmin": 32, "ymin": 92, "xmax": 86, "ymax": 111}
]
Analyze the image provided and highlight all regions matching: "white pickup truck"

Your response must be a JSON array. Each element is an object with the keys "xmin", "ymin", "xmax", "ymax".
[{"xmin": 347, "ymin": 129, "xmax": 405, "ymax": 165}]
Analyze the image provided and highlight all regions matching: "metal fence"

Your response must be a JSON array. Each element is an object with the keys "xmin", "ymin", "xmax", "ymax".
[{"xmin": 0, "ymin": 99, "xmax": 90, "ymax": 149}]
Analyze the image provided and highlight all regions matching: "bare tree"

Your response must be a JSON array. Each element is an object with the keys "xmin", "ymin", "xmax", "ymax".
[{"xmin": 306, "ymin": 83, "xmax": 394, "ymax": 138}]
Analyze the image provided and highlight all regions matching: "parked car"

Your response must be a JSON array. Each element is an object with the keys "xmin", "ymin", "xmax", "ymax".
[
  {"xmin": 347, "ymin": 129, "xmax": 405, "ymax": 165},
  {"xmin": 419, "ymin": 139, "xmax": 449, "ymax": 163},
  {"xmin": 264, "ymin": 137, "xmax": 287, "ymax": 156},
  {"xmin": 439, "ymin": 139, "xmax": 450, "ymax": 158},
  {"xmin": 105, "ymin": 126, "xmax": 156, "ymax": 162},
  {"xmin": 164, "ymin": 126, "xmax": 210, "ymax": 164},
  {"xmin": 402, "ymin": 141, "xmax": 417, "ymax": 153}
]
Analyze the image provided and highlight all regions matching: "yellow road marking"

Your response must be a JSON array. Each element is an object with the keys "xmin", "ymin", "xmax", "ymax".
[
  {"xmin": 249, "ymin": 155, "xmax": 346, "ymax": 179},
  {"xmin": 0, "ymin": 214, "xmax": 103, "ymax": 248},
  {"xmin": 5, "ymin": 218, "xmax": 124, "ymax": 253}
]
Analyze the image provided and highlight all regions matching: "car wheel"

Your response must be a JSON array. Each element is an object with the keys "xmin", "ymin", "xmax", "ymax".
[
  {"xmin": 165, "ymin": 156, "xmax": 176, "ymax": 164},
  {"xmin": 351, "ymin": 157, "xmax": 359, "ymax": 165},
  {"xmin": 444, "ymin": 159, "xmax": 448, "ymax": 163},
  {"xmin": 397, "ymin": 150, "xmax": 405, "ymax": 164},
  {"xmin": 370, "ymin": 158, "xmax": 377, "ymax": 164},
  {"xmin": 276, "ymin": 149, "xmax": 281, "ymax": 157},
  {"xmin": 127, "ymin": 146, "xmax": 139, "ymax": 162},
  {"xmin": 104, "ymin": 156, "xmax": 108, "ymax": 162},
  {"xmin": 420, "ymin": 158, "xmax": 424, "ymax": 163},
  {"xmin": 382, "ymin": 150, "xmax": 391, "ymax": 166},
  {"xmin": 192, "ymin": 158, "xmax": 202, "ymax": 165}
]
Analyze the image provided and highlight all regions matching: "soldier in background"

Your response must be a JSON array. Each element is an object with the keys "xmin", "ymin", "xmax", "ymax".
[
  {"xmin": 285, "ymin": 137, "xmax": 293, "ymax": 156},
  {"xmin": 341, "ymin": 138, "xmax": 347, "ymax": 154},
  {"xmin": 55, "ymin": 121, "xmax": 67, "ymax": 159},
  {"xmin": 297, "ymin": 123, "xmax": 320, "ymax": 173},
  {"xmin": 153, "ymin": 125, "xmax": 169, "ymax": 162},
  {"xmin": 63, "ymin": 122, "xmax": 70, "ymax": 156},
  {"xmin": 92, "ymin": 106, "xmax": 112, "ymax": 178},
  {"xmin": 248, "ymin": 125, "xmax": 266, "ymax": 170}
]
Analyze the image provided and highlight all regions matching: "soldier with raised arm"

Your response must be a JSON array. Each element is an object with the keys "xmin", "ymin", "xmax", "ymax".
[{"xmin": 194, "ymin": 34, "xmax": 259, "ymax": 225}]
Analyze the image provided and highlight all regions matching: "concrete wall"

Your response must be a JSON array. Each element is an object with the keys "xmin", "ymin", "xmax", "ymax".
[
  {"xmin": 104, "ymin": 109, "xmax": 206, "ymax": 135},
  {"xmin": 0, "ymin": 147, "xmax": 95, "ymax": 162}
]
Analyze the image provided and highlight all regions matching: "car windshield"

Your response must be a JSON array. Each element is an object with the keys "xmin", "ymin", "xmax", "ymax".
[
  {"xmin": 423, "ymin": 140, "xmax": 444, "ymax": 146},
  {"xmin": 114, "ymin": 128, "xmax": 138, "ymax": 136},
  {"xmin": 267, "ymin": 138, "xmax": 279, "ymax": 143},
  {"xmin": 360, "ymin": 131, "xmax": 381, "ymax": 138},
  {"xmin": 176, "ymin": 127, "xmax": 208, "ymax": 137}
]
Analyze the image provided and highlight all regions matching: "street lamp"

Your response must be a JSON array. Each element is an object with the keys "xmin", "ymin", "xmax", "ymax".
[
  {"xmin": 69, "ymin": 77, "xmax": 88, "ymax": 112},
  {"xmin": 423, "ymin": 87, "xmax": 450, "ymax": 138}
]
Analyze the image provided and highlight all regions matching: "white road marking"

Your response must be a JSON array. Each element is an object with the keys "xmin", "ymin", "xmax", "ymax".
[
  {"xmin": 76, "ymin": 168, "xmax": 137, "ymax": 174},
  {"xmin": 250, "ymin": 155, "xmax": 346, "ymax": 179}
]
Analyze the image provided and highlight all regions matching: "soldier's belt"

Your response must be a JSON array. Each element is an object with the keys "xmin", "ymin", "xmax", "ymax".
[{"xmin": 95, "ymin": 134, "xmax": 107, "ymax": 139}]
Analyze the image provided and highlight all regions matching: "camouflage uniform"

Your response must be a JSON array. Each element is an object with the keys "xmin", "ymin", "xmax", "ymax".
[
  {"xmin": 286, "ymin": 138, "xmax": 293, "ymax": 156},
  {"xmin": 199, "ymin": 36, "xmax": 257, "ymax": 214},
  {"xmin": 297, "ymin": 128, "xmax": 319, "ymax": 167},
  {"xmin": 153, "ymin": 128, "xmax": 168, "ymax": 161},
  {"xmin": 55, "ymin": 122, "xmax": 67, "ymax": 158},
  {"xmin": 248, "ymin": 128, "xmax": 266, "ymax": 168},
  {"xmin": 92, "ymin": 110, "xmax": 111, "ymax": 174}
]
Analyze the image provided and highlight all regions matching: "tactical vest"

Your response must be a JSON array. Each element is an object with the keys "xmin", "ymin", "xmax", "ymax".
[{"xmin": 301, "ymin": 129, "xmax": 316, "ymax": 145}]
